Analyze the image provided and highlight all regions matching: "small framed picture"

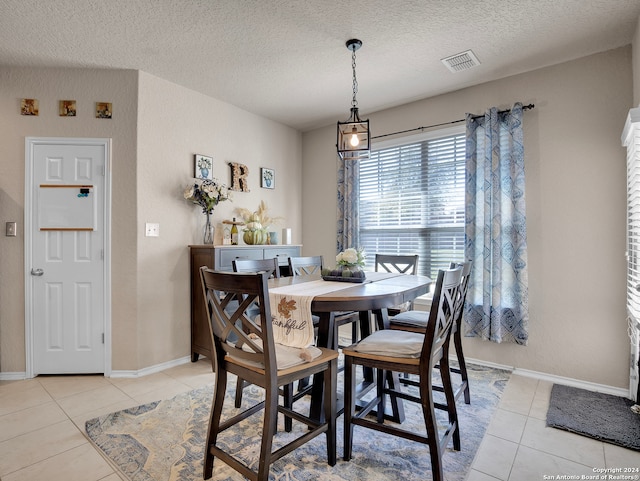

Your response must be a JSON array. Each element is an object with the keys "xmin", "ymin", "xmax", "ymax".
[
  {"xmin": 195, "ymin": 154, "xmax": 213, "ymax": 180},
  {"xmin": 96, "ymin": 102, "xmax": 112, "ymax": 119},
  {"xmin": 21, "ymin": 98, "xmax": 39, "ymax": 116},
  {"xmin": 261, "ymin": 168, "xmax": 275, "ymax": 189},
  {"xmin": 59, "ymin": 100, "xmax": 76, "ymax": 117}
]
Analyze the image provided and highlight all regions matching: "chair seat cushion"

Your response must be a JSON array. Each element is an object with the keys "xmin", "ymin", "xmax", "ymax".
[
  {"xmin": 389, "ymin": 310, "xmax": 429, "ymax": 327},
  {"xmin": 233, "ymin": 339, "xmax": 323, "ymax": 370},
  {"xmin": 353, "ymin": 329, "xmax": 425, "ymax": 358},
  {"xmin": 272, "ymin": 343, "xmax": 322, "ymax": 369}
]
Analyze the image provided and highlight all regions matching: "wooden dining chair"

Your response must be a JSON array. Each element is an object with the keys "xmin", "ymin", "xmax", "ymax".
[
  {"xmin": 342, "ymin": 266, "xmax": 463, "ymax": 481},
  {"xmin": 288, "ymin": 255, "xmax": 323, "ymax": 276},
  {"xmin": 374, "ymin": 253, "xmax": 419, "ymax": 275},
  {"xmin": 232, "ymin": 257, "xmax": 305, "ymax": 431},
  {"xmin": 231, "ymin": 257, "xmax": 281, "ymax": 409},
  {"xmin": 374, "ymin": 254, "xmax": 419, "ymax": 315},
  {"xmin": 200, "ymin": 268, "xmax": 338, "ymax": 481},
  {"xmin": 232, "ymin": 257, "xmax": 281, "ymax": 278},
  {"xmin": 389, "ymin": 260, "xmax": 473, "ymax": 404},
  {"xmin": 288, "ymin": 255, "xmax": 362, "ymax": 347}
]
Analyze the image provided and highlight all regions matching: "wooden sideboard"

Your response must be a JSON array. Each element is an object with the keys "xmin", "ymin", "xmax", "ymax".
[{"xmin": 188, "ymin": 244, "xmax": 302, "ymax": 362}]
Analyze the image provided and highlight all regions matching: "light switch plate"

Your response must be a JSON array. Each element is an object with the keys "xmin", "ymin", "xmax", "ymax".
[
  {"xmin": 6, "ymin": 222, "xmax": 17, "ymax": 237},
  {"xmin": 145, "ymin": 223, "xmax": 159, "ymax": 237}
]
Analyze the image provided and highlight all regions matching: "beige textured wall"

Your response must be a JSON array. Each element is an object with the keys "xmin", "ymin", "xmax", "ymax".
[
  {"xmin": 302, "ymin": 47, "xmax": 632, "ymax": 389},
  {"xmin": 0, "ymin": 67, "xmax": 139, "ymax": 372},
  {"xmin": 135, "ymin": 72, "xmax": 302, "ymax": 368},
  {"xmin": 0, "ymin": 67, "xmax": 301, "ymax": 374}
]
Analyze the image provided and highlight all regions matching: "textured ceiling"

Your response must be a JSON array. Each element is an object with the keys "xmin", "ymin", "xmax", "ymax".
[{"xmin": 1, "ymin": 0, "xmax": 639, "ymax": 131}]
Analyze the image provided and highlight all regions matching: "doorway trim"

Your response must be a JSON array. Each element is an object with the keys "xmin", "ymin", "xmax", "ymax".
[{"xmin": 24, "ymin": 137, "xmax": 112, "ymax": 378}]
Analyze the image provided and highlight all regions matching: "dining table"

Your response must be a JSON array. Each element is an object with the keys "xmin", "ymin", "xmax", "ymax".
[{"xmin": 268, "ymin": 270, "xmax": 432, "ymax": 423}]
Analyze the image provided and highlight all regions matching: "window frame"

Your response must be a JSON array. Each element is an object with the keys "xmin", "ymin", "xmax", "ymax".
[{"xmin": 359, "ymin": 124, "xmax": 466, "ymax": 282}]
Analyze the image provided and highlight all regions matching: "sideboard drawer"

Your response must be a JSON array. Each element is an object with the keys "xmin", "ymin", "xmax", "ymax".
[
  {"xmin": 264, "ymin": 247, "xmax": 301, "ymax": 265},
  {"xmin": 218, "ymin": 248, "xmax": 263, "ymax": 269},
  {"xmin": 213, "ymin": 245, "xmax": 302, "ymax": 271}
]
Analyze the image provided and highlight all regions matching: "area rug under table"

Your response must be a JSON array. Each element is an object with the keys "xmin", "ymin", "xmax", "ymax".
[
  {"xmin": 86, "ymin": 364, "xmax": 509, "ymax": 481},
  {"xmin": 546, "ymin": 383, "xmax": 640, "ymax": 451}
]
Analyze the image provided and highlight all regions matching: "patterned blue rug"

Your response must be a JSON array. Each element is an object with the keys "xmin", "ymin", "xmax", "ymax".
[{"xmin": 86, "ymin": 363, "xmax": 509, "ymax": 481}]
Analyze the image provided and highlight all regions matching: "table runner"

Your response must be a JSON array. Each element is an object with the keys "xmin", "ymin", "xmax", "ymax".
[{"xmin": 269, "ymin": 279, "xmax": 359, "ymax": 348}]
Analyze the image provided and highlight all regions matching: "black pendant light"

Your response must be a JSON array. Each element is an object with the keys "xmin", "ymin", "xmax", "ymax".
[{"xmin": 337, "ymin": 39, "xmax": 370, "ymax": 161}]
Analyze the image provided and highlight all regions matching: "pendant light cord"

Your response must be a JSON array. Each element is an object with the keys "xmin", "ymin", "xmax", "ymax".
[{"xmin": 351, "ymin": 47, "xmax": 359, "ymax": 108}]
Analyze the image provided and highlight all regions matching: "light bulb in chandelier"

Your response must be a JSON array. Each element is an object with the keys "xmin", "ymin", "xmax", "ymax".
[{"xmin": 349, "ymin": 127, "xmax": 360, "ymax": 147}]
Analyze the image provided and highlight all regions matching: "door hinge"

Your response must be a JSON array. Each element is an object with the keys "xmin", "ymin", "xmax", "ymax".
[
  {"xmin": 100, "ymin": 249, "xmax": 104, "ymax": 260},
  {"xmin": 100, "ymin": 165, "xmax": 105, "ymax": 176},
  {"xmin": 102, "ymin": 333, "xmax": 105, "ymax": 344}
]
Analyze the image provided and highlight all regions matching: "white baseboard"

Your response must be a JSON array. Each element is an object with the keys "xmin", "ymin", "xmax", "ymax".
[
  {"xmin": 0, "ymin": 356, "xmax": 195, "ymax": 381},
  {"xmin": 0, "ymin": 372, "xmax": 28, "ymax": 381},
  {"xmin": 464, "ymin": 356, "xmax": 629, "ymax": 398},
  {"xmin": 464, "ymin": 356, "xmax": 513, "ymax": 373},
  {"xmin": 109, "ymin": 356, "xmax": 193, "ymax": 378},
  {"xmin": 512, "ymin": 367, "xmax": 629, "ymax": 397}
]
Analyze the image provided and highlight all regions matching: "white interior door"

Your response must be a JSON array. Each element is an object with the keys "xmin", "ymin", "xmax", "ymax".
[{"xmin": 25, "ymin": 138, "xmax": 111, "ymax": 376}]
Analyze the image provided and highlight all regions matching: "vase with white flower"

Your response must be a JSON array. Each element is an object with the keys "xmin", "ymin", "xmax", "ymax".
[
  {"xmin": 183, "ymin": 178, "xmax": 232, "ymax": 244},
  {"xmin": 321, "ymin": 248, "xmax": 367, "ymax": 282}
]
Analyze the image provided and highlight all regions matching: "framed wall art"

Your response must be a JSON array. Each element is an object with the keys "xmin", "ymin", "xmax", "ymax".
[
  {"xmin": 261, "ymin": 167, "xmax": 275, "ymax": 189},
  {"xmin": 195, "ymin": 154, "xmax": 213, "ymax": 180},
  {"xmin": 59, "ymin": 100, "xmax": 77, "ymax": 117},
  {"xmin": 96, "ymin": 102, "xmax": 112, "ymax": 119},
  {"xmin": 21, "ymin": 98, "xmax": 39, "ymax": 116}
]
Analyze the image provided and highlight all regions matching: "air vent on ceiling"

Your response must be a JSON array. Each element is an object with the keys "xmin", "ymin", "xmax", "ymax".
[{"xmin": 441, "ymin": 50, "xmax": 480, "ymax": 73}]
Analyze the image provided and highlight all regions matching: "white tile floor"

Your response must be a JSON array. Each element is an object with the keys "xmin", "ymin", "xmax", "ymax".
[
  {"xmin": 1, "ymin": 361, "xmax": 638, "ymax": 481},
  {"xmin": 466, "ymin": 375, "xmax": 640, "ymax": 481}
]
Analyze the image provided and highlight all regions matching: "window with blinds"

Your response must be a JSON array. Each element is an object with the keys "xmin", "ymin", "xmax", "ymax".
[
  {"xmin": 623, "ymin": 110, "xmax": 640, "ymax": 401},
  {"xmin": 359, "ymin": 129, "xmax": 466, "ymax": 280},
  {"xmin": 627, "ymin": 137, "xmax": 640, "ymax": 327}
]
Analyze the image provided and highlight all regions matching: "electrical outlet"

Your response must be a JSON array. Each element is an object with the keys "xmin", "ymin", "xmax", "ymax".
[
  {"xmin": 6, "ymin": 222, "xmax": 17, "ymax": 237},
  {"xmin": 145, "ymin": 223, "xmax": 160, "ymax": 237}
]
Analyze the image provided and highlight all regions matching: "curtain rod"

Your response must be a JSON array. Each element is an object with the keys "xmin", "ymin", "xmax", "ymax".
[{"xmin": 371, "ymin": 103, "xmax": 535, "ymax": 140}]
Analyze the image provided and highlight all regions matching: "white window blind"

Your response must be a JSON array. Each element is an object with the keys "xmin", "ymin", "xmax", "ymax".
[
  {"xmin": 627, "ymin": 133, "xmax": 640, "ymax": 326},
  {"xmin": 623, "ymin": 108, "xmax": 640, "ymax": 401},
  {"xmin": 359, "ymin": 131, "xmax": 466, "ymax": 279}
]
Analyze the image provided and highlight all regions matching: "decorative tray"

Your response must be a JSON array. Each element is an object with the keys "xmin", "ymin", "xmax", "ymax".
[{"xmin": 321, "ymin": 275, "xmax": 366, "ymax": 283}]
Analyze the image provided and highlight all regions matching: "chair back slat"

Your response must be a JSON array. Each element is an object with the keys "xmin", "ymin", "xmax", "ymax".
[
  {"xmin": 200, "ymin": 268, "xmax": 277, "ymax": 374},
  {"xmin": 232, "ymin": 257, "xmax": 281, "ymax": 278},
  {"xmin": 421, "ymin": 266, "xmax": 462, "ymax": 365},
  {"xmin": 375, "ymin": 254, "xmax": 419, "ymax": 275},
  {"xmin": 449, "ymin": 260, "xmax": 473, "ymax": 334},
  {"xmin": 288, "ymin": 255, "xmax": 324, "ymax": 276}
]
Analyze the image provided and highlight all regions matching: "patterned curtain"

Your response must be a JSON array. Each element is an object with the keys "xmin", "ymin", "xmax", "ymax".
[
  {"xmin": 336, "ymin": 156, "xmax": 359, "ymax": 253},
  {"xmin": 465, "ymin": 102, "xmax": 529, "ymax": 345}
]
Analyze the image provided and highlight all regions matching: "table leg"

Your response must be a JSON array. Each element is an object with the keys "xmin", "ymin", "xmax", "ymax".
[
  {"xmin": 310, "ymin": 312, "xmax": 335, "ymax": 422},
  {"xmin": 309, "ymin": 308, "xmax": 405, "ymax": 424},
  {"xmin": 372, "ymin": 307, "xmax": 390, "ymax": 330},
  {"xmin": 359, "ymin": 310, "xmax": 374, "ymax": 384}
]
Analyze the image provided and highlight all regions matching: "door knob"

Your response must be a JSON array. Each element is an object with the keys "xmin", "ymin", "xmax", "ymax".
[{"xmin": 30, "ymin": 268, "xmax": 44, "ymax": 276}]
